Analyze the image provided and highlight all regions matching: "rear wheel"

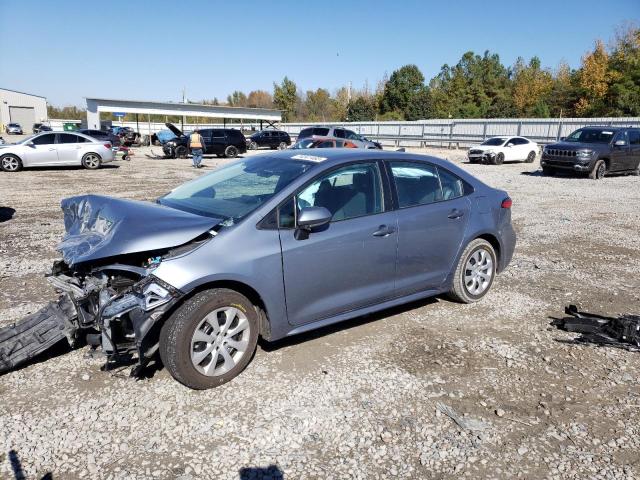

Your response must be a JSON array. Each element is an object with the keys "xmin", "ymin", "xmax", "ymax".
[
  {"xmin": 526, "ymin": 151, "xmax": 536, "ymax": 163},
  {"xmin": 589, "ymin": 159, "xmax": 606, "ymax": 180},
  {"xmin": 448, "ymin": 239, "xmax": 497, "ymax": 304},
  {"xmin": 225, "ymin": 145, "xmax": 238, "ymax": 158},
  {"xmin": 81, "ymin": 153, "xmax": 101, "ymax": 170},
  {"xmin": 159, "ymin": 289, "xmax": 259, "ymax": 390},
  {"xmin": 1, "ymin": 154, "xmax": 23, "ymax": 172}
]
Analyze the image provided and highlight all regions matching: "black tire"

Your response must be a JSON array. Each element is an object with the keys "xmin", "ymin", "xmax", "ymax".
[
  {"xmin": 447, "ymin": 239, "xmax": 497, "ymax": 304},
  {"xmin": 1, "ymin": 154, "xmax": 23, "ymax": 172},
  {"xmin": 159, "ymin": 289, "xmax": 259, "ymax": 390},
  {"xmin": 175, "ymin": 145, "xmax": 189, "ymax": 159},
  {"xmin": 526, "ymin": 151, "xmax": 536, "ymax": 163},
  {"xmin": 494, "ymin": 153, "xmax": 505, "ymax": 165},
  {"xmin": 81, "ymin": 153, "xmax": 101, "ymax": 170},
  {"xmin": 589, "ymin": 159, "xmax": 606, "ymax": 180},
  {"xmin": 225, "ymin": 145, "xmax": 238, "ymax": 158},
  {"xmin": 542, "ymin": 166, "xmax": 555, "ymax": 176}
]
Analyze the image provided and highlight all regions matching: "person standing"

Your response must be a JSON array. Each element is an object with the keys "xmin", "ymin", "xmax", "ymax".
[{"xmin": 189, "ymin": 129, "xmax": 205, "ymax": 168}]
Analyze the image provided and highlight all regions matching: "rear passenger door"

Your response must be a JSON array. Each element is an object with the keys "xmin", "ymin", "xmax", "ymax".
[
  {"xmin": 56, "ymin": 133, "xmax": 85, "ymax": 165},
  {"xmin": 611, "ymin": 131, "xmax": 630, "ymax": 171},
  {"xmin": 209, "ymin": 129, "xmax": 226, "ymax": 154},
  {"xmin": 628, "ymin": 130, "xmax": 640, "ymax": 170},
  {"xmin": 200, "ymin": 130, "xmax": 213, "ymax": 153},
  {"xmin": 389, "ymin": 161, "xmax": 471, "ymax": 294}
]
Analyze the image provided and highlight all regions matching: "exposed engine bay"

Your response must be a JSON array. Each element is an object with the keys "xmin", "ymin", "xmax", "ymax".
[{"xmin": 0, "ymin": 194, "xmax": 220, "ymax": 375}]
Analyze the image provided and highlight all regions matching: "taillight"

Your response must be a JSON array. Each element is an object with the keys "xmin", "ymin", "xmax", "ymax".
[
  {"xmin": 104, "ymin": 143, "xmax": 112, "ymax": 149},
  {"xmin": 501, "ymin": 197, "xmax": 512, "ymax": 209}
]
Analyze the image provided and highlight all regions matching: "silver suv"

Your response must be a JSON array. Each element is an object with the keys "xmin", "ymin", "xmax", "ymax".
[{"xmin": 297, "ymin": 126, "xmax": 382, "ymax": 149}]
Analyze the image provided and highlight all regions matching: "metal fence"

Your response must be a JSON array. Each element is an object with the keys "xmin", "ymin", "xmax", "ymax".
[{"xmin": 112, "ymin": 117, "xmax": 640, "ymax": 148}]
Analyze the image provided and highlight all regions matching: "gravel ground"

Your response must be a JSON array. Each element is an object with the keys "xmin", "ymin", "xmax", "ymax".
[{"xmin": 1, "ymin": 146, "xmax": 639, "ymax": 480}]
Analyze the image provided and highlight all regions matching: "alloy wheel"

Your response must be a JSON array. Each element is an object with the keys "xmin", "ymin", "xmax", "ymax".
[
  {"xmin": 190, "ymin": 307, "xmax": 251, "ymax": 377},
  {"xmin": 2, "ymin": 156, "xmax": 20, "ymax": 171},
  {"xmin": 464, "ymin": 248, "xmax": 494, "ymax": 296},
  {"xmin": 84, "ymin": 154, "xmax": 100, "ymax": 169}
]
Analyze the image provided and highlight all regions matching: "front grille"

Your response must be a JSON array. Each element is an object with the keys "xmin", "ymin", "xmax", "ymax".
[
  {"xmin": 546, "ymin": 149, "xmax": 576, "ymax": 157},
  {"xmin": 469, "ymin": 149, "xmax": 483, "ymax": 154}
]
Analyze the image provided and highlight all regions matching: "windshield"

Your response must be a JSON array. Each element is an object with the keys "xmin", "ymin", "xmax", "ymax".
[
  {"xmin": 481, "ymin": 138, "xmax": 507, "ymax": 146},
  {"xmin": 159, "ymin": 156, "xmax": 314, "ymax": 222},
  {"xmin": 292, "ymin": 139, "xmax": 315, "ymax": 149},
  {"xmin": 565, "ymin": 128, "xmax": 615, "ymax": 143}
]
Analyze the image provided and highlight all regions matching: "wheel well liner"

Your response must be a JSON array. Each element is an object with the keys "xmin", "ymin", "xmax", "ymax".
[{"xmin": 477, "ymin": 233, "xmax": 501, "ymax": 268}]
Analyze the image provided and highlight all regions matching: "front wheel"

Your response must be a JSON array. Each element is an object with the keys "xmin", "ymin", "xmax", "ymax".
[
  {"xmin": 526, "ymin": 151, "xmax": 536, "ymax": 163},
  {"xmin": 175, "ymin": 145, "xmax": 188, "ymax": 159},
  {"xmin": 278, "ymin": 142, "xmax": 287, "ymax": 150},
  {"xmin": 494, "ymin": 153, "xmax": 505, "ymax": 165},
  {"xmin": 447, "ymin": 239, "xmax": 497, "ymax": 304},
  {"xmin": 1, "ymin": 154, "xmax": 23, "ymax": 172},
  {"xmin": 81, "ymin": 153, "xmax": 101, "ymax": 170},
  {"xmin": 589, "ymin": 160, "xmax": 606, "ymax": 180},
  {"xmin": 159, "ymin": 289, "xmax": 259, "ymax": 390}
]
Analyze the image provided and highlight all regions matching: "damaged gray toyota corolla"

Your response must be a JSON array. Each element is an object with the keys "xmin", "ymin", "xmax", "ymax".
[{"xmin": 0, "ymin": 150, "xmax": 516, "ymax": 389}]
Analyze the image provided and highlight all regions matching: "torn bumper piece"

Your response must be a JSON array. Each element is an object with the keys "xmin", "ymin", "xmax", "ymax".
[{"xmin": 0, "ymin": 295, "xmax": 76, "ymax": 373}]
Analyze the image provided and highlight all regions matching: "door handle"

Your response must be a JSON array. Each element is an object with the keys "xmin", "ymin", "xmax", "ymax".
[
  {"xmin": 48, "ymin": 148, "xmax": 56, "ymax": 151},
  {"xmin": 372, "ymin": 225, "xmax": 395, "ymax": 237},
  {"xmin": 448, "ymin": 209, "xmax": 465, "ymax": 219}
]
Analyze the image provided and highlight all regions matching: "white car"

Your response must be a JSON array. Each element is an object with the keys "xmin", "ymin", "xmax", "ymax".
[
  {"xmin": 468, "ymin": 136, "xmax": 539, "ymax": 165},
  {"xmin": 0, "ymin": 131, "xmax": 115, "ymax": 172}
]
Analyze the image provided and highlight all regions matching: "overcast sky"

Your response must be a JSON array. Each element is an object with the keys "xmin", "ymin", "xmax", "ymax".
[{"xmin": 1, "ymin": 0, "xmax": 637, "ymax": 107}]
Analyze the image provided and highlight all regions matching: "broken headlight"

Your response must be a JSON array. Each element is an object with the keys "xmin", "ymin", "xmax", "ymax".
[{"xmin": 101, "ymin": 275, "xmax": 179, "ymax": 320}]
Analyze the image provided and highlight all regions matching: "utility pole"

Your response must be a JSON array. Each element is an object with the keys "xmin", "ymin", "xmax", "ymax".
[
  {"xmin": 348, "ymin": 81, "xmax": 352, "ymax": 103},
  {"xmin": 182, "ymin": 87, "xmax": 187, "ymax": 131}
]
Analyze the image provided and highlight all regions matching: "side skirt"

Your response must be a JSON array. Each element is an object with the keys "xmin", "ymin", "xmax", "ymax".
[{"xmin": 285, "ymin": 288, "xmax": 441, "ymax": 337}]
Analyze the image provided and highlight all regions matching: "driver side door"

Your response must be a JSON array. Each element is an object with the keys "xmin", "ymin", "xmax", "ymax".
[
  {"xmin": 278, "ymin": 161, "xmax": 398, "ymax": 326},
  {"xmin": 23, "ymin": 133, "xmax": 58, "ymax": 166}
]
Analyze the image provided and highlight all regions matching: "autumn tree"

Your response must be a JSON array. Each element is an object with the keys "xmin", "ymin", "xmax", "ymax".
[
  {"xmin": 227, "ymin": 91, "xmax": 247, "ymax": 107},
  {"xmin": 575, "ymin": 40, "xmax": 613, "ymax": 115},
  {"xmin": 246, "ymin": 90, "xmax": 273, "ymax": 109}
]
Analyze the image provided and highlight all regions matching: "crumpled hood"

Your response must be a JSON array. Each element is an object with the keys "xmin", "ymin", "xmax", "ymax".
[{"xmin": 58, "ymin": 194, "xmax": 221, "ymax": 265}]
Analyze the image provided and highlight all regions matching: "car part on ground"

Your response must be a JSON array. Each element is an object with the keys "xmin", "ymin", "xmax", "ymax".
[
  {"xmin": 0, "ymin": 150, "xmax": 515, "ymax": 388},
  {"xmin": 541, "ymin": 126, "xmax": 640, "ymax": 179},
  {"xmin": 552, "ymin": 305, "xmax": 640, "ymax": 351}
]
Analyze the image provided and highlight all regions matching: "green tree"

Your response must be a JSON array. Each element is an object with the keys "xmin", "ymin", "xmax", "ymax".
[
  {"xmin": 273, "ymin": 77, "xmax": 298, "ymax": 122},
  {"xmin": 380, "ymin": 64, "xmax": 427, "ymax": 119},
  {"xmin": 227, "ymin": 91, "xmax": 247, "ymax": 107},
  {"xmin": 605, "ymin": 25, "xmax": 640, "ymax": 116},
  {"xmin": 346, "ymin": 96, "xmax": 377, "ymax": 121},
  {"xmin": 304, "ymin": 88, "xmax": 336, "ymax": 121}
]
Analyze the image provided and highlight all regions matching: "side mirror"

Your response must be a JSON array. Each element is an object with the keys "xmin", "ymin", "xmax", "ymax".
[
  {"xmin": 297, "ymin": 206, "xmax": 331, "ymax": 231},
  {"xmin": 506, "ymin": 143, "xmax": 513, "ymax": 147},
  {"xmin": 560, "ymin": 137, "xmax": 566, "ymax": 141},
  {"xmin": 614, "ymin": 140, "xmax": 627, "ymax": 146}
]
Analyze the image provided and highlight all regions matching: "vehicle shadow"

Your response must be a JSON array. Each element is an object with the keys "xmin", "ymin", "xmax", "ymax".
[
  {"xmin": 0, "ymin": 207, "xmax": 16, "ymax": 222},
  {"xmin": 239, "ymin": 464, "xmax": 284, "ymax": 480},
  {"xmin": 23, "ymin": 165, "xmax": 120, "ymax": 172},
  {"xmin": 7, "ymin": 449, "xmax": 53, "ymax": 480},
  {"xmin": 260, "ymin": 296, "xmax": 439, "ymax": 352}
]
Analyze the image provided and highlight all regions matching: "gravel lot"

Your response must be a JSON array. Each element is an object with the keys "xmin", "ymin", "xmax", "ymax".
[{"xmin": 1, "ymin": 145, "xmax": 639, "ymax": 480}]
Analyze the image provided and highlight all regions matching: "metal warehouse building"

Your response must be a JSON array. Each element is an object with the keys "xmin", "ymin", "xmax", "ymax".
[{"xmin": 0, "ymin": 88, "xmax": 48, "ymax": 130}]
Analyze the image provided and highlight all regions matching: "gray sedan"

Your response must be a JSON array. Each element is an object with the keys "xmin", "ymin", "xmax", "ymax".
[{"xmin": 13, "ymin": 149, "xmax": 515, "ymax": 389}]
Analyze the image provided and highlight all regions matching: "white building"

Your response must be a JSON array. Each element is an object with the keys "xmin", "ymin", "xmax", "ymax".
[{"xmin": 0, "ymin": 88, "xmax": 48, "ymax": 130}]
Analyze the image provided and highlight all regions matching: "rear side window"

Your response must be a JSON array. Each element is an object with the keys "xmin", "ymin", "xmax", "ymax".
[
  {"xmin": 58, "ymin": 133, "xmax": 80, "ymax": 144},
  {"xmin": 629, "ymin": 130, "xmax": 640, "ymax": 145},
  {"xmin": 346, "ymin": 130, "xmax": 360, "ymax": 140},
  {"xmin": 228, "ymin": 130, "xmax": 244, "ymax": 140},
  {"xmin": 437, "ymin": 167, "xmax": 465, "ymax": 200},
  {"xmin": 32, "ymin": 134, "xmax": 56, "ymax": 145},
  {"xmin": 211, "ymin": 129, "xmax": 225, "ymax": 138},
  {"xmin": 390, "ymin": 162, "xmax": 442, "ymax": 207},
  {"xmin": 334, "ymin": 129, "xmax": 346, "ymax": 138}
]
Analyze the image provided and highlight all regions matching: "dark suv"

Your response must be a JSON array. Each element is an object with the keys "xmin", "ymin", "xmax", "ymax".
[
  {"xmin": 247, "ymin": 130, "xmax": 291, "ymax": 150},
  {"xmin": 163, "ymin": 123, "xmax": 247, "ymax": 159},
  {"xmin": 541, "ymin": 126, "xmax": 640, "ymax": 179}
]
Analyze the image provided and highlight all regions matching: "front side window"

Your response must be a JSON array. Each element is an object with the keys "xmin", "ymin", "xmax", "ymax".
[
  {"xmin": 159, "ymin": 157, "xmax": 315, "ymax": 222},
  {"xmin": 31, "ymin": 134, "xmax": 56, "ymax": 145},
  {"xmin": 629, "ymin": 130, "xmax": 640, "ymax": 145},
  {"xmin": 316, "ymin": 140, "xmax": 335, "ymax": 148},
  {"xmin": 296, "ymin": 163, "xmax": 383, "ymax": 222},
  {"xmin": 390, "ymin": 162, "xmax": 442, "ymax": 207}
]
